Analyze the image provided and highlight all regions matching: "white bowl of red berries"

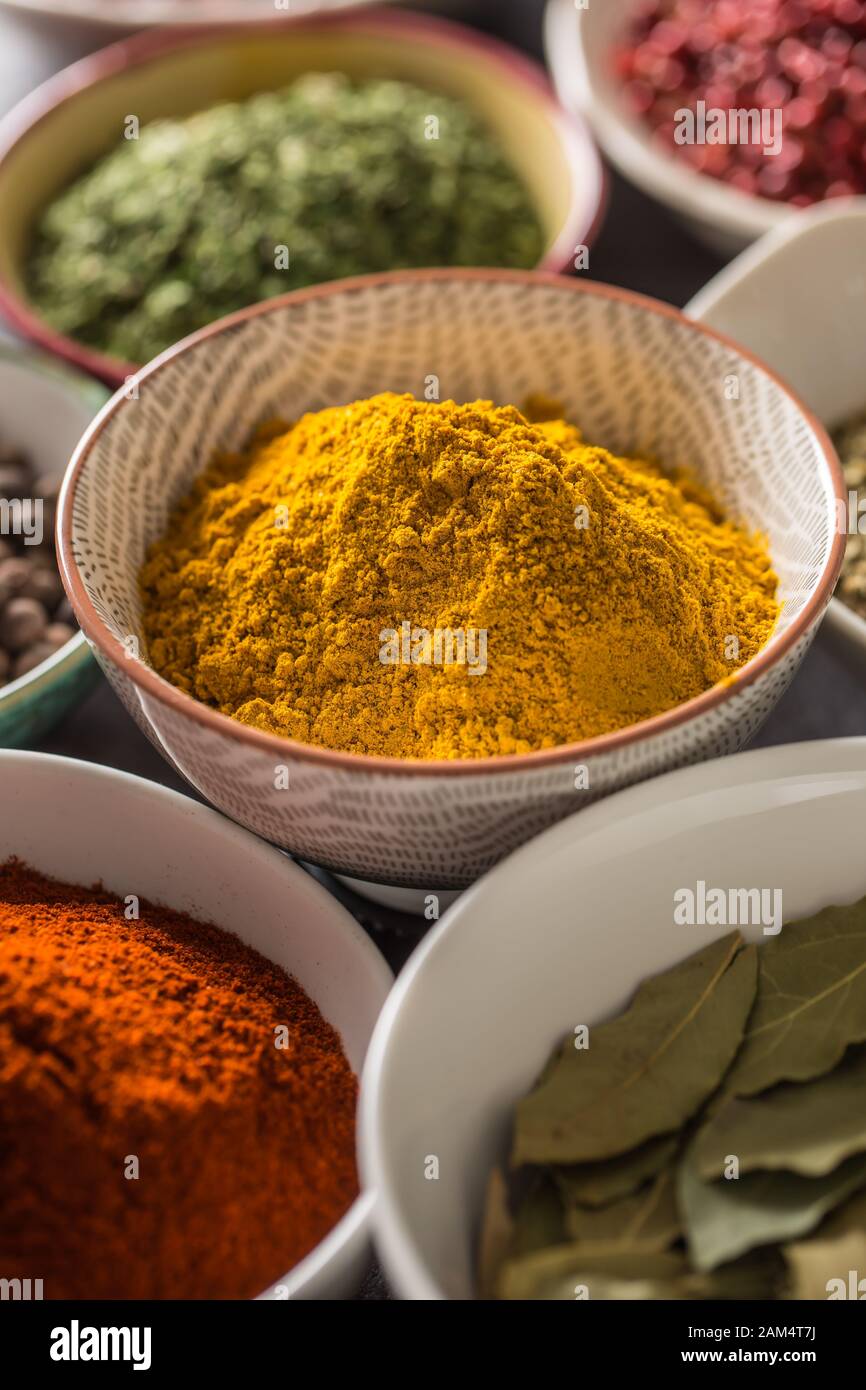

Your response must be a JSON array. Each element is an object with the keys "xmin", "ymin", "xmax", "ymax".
[{"xmin": 545, "ymin": 0, "xmax": 866, "ymax": 255}]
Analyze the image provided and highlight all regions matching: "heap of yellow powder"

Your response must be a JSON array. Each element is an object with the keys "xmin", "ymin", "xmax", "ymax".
[{"xmin": 140, "ymin": 393, "xmax": 778, "ymax": 760}]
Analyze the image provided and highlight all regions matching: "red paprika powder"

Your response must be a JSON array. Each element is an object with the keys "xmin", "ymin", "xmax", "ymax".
[{"xmin": 0, "ymin": 859, "xmax": 359, "ymax": 1299}]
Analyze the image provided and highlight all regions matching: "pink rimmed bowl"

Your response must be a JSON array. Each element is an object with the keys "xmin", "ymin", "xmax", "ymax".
[
  {"xmin": 0, "ymin": 0, "xmax": 465, "ymax": 34},
  {"xmin": 57, "ymin": 270, "xmax": 844, "ymax": 892},
  {"xmin": 0, "ymin": 1, "xmax": 383, "ymax": 30},
  {"xmin": 0, "ymin": 8, "xmax": 604, "ymax": 387}
]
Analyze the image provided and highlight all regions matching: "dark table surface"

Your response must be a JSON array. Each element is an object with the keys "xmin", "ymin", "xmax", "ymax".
[{"xmin": 14, "ymin": 0, "xmax": 866, "ymax": 1299}]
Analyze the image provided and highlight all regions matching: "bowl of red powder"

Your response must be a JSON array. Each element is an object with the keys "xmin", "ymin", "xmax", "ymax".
[
  {"xmin": 545, "ymin": 0, "xmax": 866, "ymax": 253},
  {"xmin": 0, "ymin": 750, "xmax": 392, "ymax": 1300}
]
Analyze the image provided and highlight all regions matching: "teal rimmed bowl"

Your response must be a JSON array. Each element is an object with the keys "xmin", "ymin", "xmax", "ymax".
[{"xmin": 0, "ymin": 342, "xmax": 108, "ymax": 746}]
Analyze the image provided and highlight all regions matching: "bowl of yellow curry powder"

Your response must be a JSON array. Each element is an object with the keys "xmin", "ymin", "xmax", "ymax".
[{"xmin": 57, "ymin": 271, "xmax": 844, "ymax": 894}]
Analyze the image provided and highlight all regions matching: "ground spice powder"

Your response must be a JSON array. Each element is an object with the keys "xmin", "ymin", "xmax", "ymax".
[
  {"xmin": 141, "ymin": 393, "xmax": 779, "ymax": 759},
  {"xmin": 0, "ymin": 859, "xmax": 359, "ymax": 1299}
]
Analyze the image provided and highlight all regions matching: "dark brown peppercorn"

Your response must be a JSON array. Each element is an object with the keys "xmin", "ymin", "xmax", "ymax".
[
  {"xmin": 0, "ymin": 438, "xmax": 76, "ymax": 686},
  {"xmin": 21, "ymin": 565, "xmax": 63, "ymax": 610},
  {"xmin": 12, "ymin": 640, "xmax": 57, "ymax": 679},
  {"xmin": 0, "ymin": 463, "xmax": 29, "ymax": 496},
  {"xmin": 32, "ymin": 472, "xmax": 61, "ymax": 502},
  {"xmin": 54, "ymin": 596, "xmax": 75, "ymax": 626},
  {"xmin": 0, "ymin": 596, "xmax": 47, "ymax": 653},
  {"xmin": 43, "ymin": 622, "xmax": 75, "ymax": 650},
  {"xmin": 0, "ymin": 556, "xmax": 31, "ymax": 596}
]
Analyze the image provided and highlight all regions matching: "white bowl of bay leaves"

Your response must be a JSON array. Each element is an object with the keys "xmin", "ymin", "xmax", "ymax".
[{"xmin": 360, "ymin": 737, "xmax": 866, "ymax": 1300}]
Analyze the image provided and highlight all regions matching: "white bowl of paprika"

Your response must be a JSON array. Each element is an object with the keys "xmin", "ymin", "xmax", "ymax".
[{"xmin": 0, "ymin": 750, "xmax": 392, "ymax": 1299}]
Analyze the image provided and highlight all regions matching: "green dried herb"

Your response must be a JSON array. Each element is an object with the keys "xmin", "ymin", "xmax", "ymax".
[
  {"xmin": 510, "ymin": 1177, "xmax": 567, "ymax": 1257},
  {"xmin": 477, "ymin": 1168, "xmax": 513, "ymax": 1300},
  {"xmin": 678, "ymin": 1147, "xmax": 866, "ymax": 1273},
  {"xmin": 483, "ymin": 894, "xmax": 866, "ymax": 1300},
  {"xmin": 27, "ymin": 74, "xmax": 544, "ymax": 364},
  {"xmin": 695, "ymin": 1046, "xmax": 866, "ymax": 1180},
  {"xmin": 497, "ymin": 1246, "xmax": 688, "ymax": 1302},
  {"xmin": 496, "ymin": 1245, "xmax": 784, "ymax": 1302},
  {"xmin": 563, "ymin": 1169, "xmax": 681, "ymax": 1251},
  {"xmin": 724, "ymin": 899, "xmax": 866, "ymax": 1097},
  {"xmin": 784, "ymin": 1191, "xmax": 866, "ymax": 1299},
  {"xmin": 555, "ymin": 1133, "xmax": 679, "ymax": 1209},
  {"xmin": 513, "ymin": 933, "xmax": 756, "ymax": 1165}
]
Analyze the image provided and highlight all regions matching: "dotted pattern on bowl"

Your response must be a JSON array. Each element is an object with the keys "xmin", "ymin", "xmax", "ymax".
[{"xmin": 67, "ymin": 275, "xmax": 835, "ymax": 887}]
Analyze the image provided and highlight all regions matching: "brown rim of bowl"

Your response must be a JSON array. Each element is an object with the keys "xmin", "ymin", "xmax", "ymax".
[
  {"xmin": 57, "ymin": 267, "xmax": 847, "ymax": 779},
  {"xmin": 0, "ymin": 6, "xmax": 607, "ymax": 387}
]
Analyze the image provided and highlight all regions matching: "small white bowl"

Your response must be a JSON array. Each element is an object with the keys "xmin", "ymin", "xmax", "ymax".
[
  {"xmin": 686, "ymin": 200, "xmax": 866, "ymax": 679},
  {"xmin": 544, "ymin": 0, "xmax": 795, "ymax": 255},
  {"xmin": 359, "ymin": 737, "xmax": 866, "ymax": 1299},
  {"xmin": 1, "ymin": 749, "xmax": 393, "ymax": 1299}
]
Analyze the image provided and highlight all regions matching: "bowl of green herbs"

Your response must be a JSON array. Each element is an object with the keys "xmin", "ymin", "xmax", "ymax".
[{"xmin": 0, "ymin": 10, "xmax": 604, "ymax": 386}]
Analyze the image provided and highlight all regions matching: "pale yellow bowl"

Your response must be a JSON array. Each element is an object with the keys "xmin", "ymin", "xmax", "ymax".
[{"xmin": 0, "ymin": 9, "xmax": 605, "ymax": 385}]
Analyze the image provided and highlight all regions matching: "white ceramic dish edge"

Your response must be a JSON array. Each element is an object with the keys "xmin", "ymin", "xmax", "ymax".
[
  {"xmin": 1, "ymin": 749, "xmax": 394, "ymax": 1300},
  {"xmin": 544, "ymin": 0, "xmax": 794, "ymax": 254},
  {"xmin": 685, "ymin": 200, "xmax": 866, "ymax": 679},
  {"xmin": 360, "ymin": 736, "xmax": 866, "ymax": 1299}
]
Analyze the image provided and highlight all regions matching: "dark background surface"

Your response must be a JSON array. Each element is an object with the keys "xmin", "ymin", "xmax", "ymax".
[{"xmin": 9, "ymin": 0, "xmax": 866, "ymax": 1298}]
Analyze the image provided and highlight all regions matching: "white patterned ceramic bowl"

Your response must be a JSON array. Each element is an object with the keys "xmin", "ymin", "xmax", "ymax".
[
  {"xmin": 57, "ymin": 270, "xmax": 844, "ymax": 891},
  {"xmin": 544, "ymin": 0, "xmax": 794, "ymax": 256}
]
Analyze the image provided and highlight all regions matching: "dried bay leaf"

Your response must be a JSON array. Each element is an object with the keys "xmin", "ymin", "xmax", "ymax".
[
  {"xmin": 724, "ymin": 897, "xmax": 866, "ymax": 1098},
  {"xmin": 784, "ymin": 1191, "xmax": 866, "ymax": 1300},
  {"xmin": 564, "ymin": 1169, "xmax": 680, "ymax": 1251},
  {"xmin": 511, "ymin": 1177, "xmax": 567, "ymax": 1257},
  {"xmin": 513, "ymin": 933, "xmax": 755, "ymax": 1165},
  {"xmin": 478, "ymin": 1171, "xmax": 567, "ymax": 1296},
  {"xmin": 695, "ymin": 1046, "xmax": 866, "ymax": 1180},
  {"xmin": 497, "ymin": 1245, "xmax": 688, "ymax": 1301},
  {"xmin": 497, "ymin": 1245, "xmax": 782, "ymax": 1301},
  {"xmin": 678, "ymin": 1143, "xmax": 866, "ymax": 1272},
  {"xmin": 477, "ymin": 1168, "xmax": 513, "ymax": 1299},
  {"xmin": 555, "ymin": 1133, "xmax": 679, "ymax": 1209},
  {"xmin": 710, "ymin": 1249, "xmax": 788, "ymax": 1301}
]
